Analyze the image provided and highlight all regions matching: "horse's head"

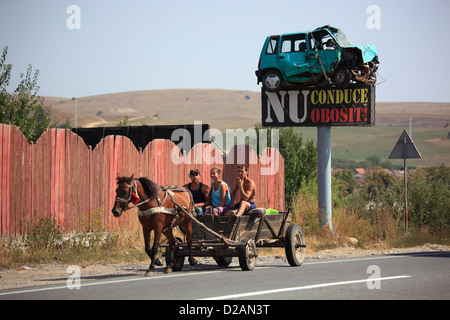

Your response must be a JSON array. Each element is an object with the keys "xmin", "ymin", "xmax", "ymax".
[{"xmin": 112, "ymin": 174, "xmax": 135, "ymax": 217}]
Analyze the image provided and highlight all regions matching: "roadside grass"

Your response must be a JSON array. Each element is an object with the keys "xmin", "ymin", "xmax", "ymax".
[
  {"xmin": 0, "ymin": 213, "xmax": 150, "ymax": 269},
  {"xmin": 1, "ymin": 205, "xmax": 448, "ymax": 269},
  {"xmin": 290, "ymin": 188, "xmax": 450, "ymax": 254}
]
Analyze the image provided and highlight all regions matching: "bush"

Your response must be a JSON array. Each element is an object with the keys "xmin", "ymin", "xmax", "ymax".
[
  {"xmin": 255, "ymin": 124, "xmax": 317, "ymax": 208},
  {"xmin": 408, "ymin": 165, "xmax": 450, "ymax": 232},
  {"xmin": 0, "ymin": 46, "xmax": 52, "ymax": 142},
  {"xmin": 23, "ymin": 216, "xmax": 65, "ymax": 249},
  {"xmin": 290, "ymin": 165, "xmax": 450, "ymax": 250}
]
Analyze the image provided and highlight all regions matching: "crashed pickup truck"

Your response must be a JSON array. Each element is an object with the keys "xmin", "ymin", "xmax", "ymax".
[{"xmin": 256, "ymin": 25, "xmax": 379, "ymax": 91}]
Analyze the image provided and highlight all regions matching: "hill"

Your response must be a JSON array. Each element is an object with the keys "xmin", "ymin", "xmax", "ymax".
[
  {"xmin": 45, "ymin": 89, "xmax": 261, "ymax": 131},
  {"xmin": 44, "ymin": 89, "xmax": 450, "ymax": 167}
]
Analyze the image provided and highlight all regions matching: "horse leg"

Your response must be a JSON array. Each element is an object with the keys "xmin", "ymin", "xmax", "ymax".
[
  {"xmin": 146, "ymin": 224, "xmax": 164, "ymax": 276},
  {"xmin": 183, "ymin": 219, "xmax": 197, "ymax": 266},
  {"xmin": 141, "ymin": 218, "xmax": 162, "ymax": 277},
  {"xmin": 141, "ymin": 222, "xmax": 155, "ymax": 276},
  {"xmin": 163, "ymin": 228, "xmax": 175, "ymax": 273}
]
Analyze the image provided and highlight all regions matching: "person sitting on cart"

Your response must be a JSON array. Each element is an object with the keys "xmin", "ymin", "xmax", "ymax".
[
  {"xmin": 207, "ymin": 166, "xmax": 231, "ymax": 216},
  {"xmin": 225, "ymin": 165, "xmax": 256, "ymax": 217},
  {"xmin": 184, "ymin": 168, "xmax": 210, "ymax": 216}
]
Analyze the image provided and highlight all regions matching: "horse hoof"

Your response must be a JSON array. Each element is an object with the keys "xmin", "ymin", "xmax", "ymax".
[
  {"xmin": 155, "ymin": 258, "xmax": 163, "ymax": 266},
  {"xmin": 164, "ymin": 267, "xmax": 173, "ymax": 274},
  {"xmin": 145, "ymin": 270, "xmax": 154, "ymax": 277},
  {"xmin": 189, "ymin": 258, "xmax": 197, "ymax": 267}
]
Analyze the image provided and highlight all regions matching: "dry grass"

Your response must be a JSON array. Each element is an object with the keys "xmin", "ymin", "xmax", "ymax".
[
  {"xmin": 289, "ymin": 189, "xmax": 449, "ymax": 252},
  {"xmin": 0, "ymin": 210, "xmax": 192, "ymax": 269}
]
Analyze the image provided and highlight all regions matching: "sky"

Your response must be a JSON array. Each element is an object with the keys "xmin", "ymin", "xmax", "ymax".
[{"xmin": 1, "ymin": 0, "xmax": 450, "ymax": 102}]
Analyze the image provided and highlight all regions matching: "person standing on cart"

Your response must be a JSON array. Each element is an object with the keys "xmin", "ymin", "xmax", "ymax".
[
  {"xmin": 184, "ymin": 169, "xmax": 210, "ymax": 216},
  {"xmin": 226, "ymin": 165, "xmax": 256, "ymax": 217}
]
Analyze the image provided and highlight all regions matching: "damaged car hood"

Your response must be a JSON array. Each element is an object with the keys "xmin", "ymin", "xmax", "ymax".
[{"xmin": 355, "ymin": 44, "xmax": 377, "ymax": 63}]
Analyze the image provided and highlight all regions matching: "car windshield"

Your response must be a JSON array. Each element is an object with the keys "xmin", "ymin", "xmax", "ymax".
[{"xmin": 333, "ymin": 29, "xmax": 352, "ymax": 47}]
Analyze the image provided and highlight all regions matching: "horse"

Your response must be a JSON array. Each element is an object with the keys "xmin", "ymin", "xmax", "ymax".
[{"xmin": 111, "ymin": 174, "xmax": 197, "ymax": 276}]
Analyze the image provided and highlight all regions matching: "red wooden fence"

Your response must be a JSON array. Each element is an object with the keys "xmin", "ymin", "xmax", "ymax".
[{"xmin": 0, "ymin": 124, "xmax": 284, "ymax": 237}]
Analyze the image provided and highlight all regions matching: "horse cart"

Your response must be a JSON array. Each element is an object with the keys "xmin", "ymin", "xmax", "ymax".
[{"xmin": 162, "ymin": 210, "xmax": 306, "ymax": 271}]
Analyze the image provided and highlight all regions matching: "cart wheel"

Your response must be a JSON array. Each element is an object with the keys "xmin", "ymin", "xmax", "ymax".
[
  {"xmin": 238, "ymin": 239, "xmax": 257, "ymax": 271},
  {"xmin": 285, "ymin": 224, "xmax": 306, "ymax": 266},
  {"xmin": 165, "ymin": 237, "xmax": 185, "ymax": 271},
  {"xmin": 214, "ymin": 256, "xmax": 233, "ymax": 267}
]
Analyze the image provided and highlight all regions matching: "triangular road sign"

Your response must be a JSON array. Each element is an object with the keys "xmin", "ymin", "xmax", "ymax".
[{"xmin": 388, "ymin": 130, "xmax": 422, "ymax": 159}]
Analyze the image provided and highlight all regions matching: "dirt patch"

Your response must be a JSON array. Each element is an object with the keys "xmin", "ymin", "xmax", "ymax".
[
  {"xmin": 1, "ymin": 244, "xmax": 448, "ymax": 291},
  {"xmin": 426, "ymin": 137, "xmax": 450, "ymax": 148}
]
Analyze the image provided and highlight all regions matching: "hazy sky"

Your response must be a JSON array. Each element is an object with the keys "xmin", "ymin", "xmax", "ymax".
[{"xmin": 1, "ymin": 0, "xmax": 449, "ymax": 102}]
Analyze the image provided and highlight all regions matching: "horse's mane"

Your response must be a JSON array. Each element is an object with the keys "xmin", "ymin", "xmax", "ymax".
[
  {"xmin": 117, "ymin": 176, "xmax": 160, "ymax": 200},
  {"xmin": 138, "ymin": 177, "xmax": 160, "ymax": 200}
]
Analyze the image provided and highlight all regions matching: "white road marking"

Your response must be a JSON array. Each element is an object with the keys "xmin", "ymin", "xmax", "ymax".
[
  {"xmin": 1, "ymin": 251, "xmax": 442, "ymax": 297},
  {"xmin": 0, "ymin": 270, "xmax": 223, "ymax": 297},
  {"xmin": 201, "ymin": 275, "xmax": 412, "ymax": 300}
]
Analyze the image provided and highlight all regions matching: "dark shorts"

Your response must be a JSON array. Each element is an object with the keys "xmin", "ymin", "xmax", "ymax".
[{"xmin": 232, "ymin": 201, "xmax": 256, "ymax": 211}]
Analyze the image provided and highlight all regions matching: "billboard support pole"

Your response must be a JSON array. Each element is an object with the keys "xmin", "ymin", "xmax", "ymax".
[
  {"xmin": 317, "ymin": 126, "xmax": 334, "ymax": 232},
  {"xmin": 261, "ymin": 84, "xmax": 376, "ymax": 237}
]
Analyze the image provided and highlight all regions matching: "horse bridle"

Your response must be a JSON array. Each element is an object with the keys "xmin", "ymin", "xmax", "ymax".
[{"xmin": 115, "ymin": 180, "xmax": 150, "ymax": 211}]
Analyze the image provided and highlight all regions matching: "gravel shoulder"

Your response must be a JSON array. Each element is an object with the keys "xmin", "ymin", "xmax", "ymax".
[{"xmin": 1, "ymin": 243, "xmax": 449, "ymax": 291}]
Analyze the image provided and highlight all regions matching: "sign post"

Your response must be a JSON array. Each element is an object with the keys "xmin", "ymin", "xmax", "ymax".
[
  {"xmin": 262, "ymin": 84, "xmax": 375, "ymax": 231},
  {"xmin": 388, "ymin": 130, "xmax": 422, "ymax": 230},
  {"xmin": 317, "ymin": 126, "xmax": 333, "ymax": 230}
]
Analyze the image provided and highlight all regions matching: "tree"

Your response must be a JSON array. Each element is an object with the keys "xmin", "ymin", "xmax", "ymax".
[
  {"xmin": 0, "ymin": 46, "xmax": 52, "ymax": 142},
  {"xmin": 116, "ymin": 115, "xmax": 131, "ymax": 127},
  {"xmin": 364, "ymin": 166, "xmax": 396, "ymax": 199},
  {"xmin": 408, "ymin": 165, "xmax": 450, "ymax": 231},
  {"xmin": 279, "ymin": 127, "xmax": 317, "ymax": 206},
  {"xmin": 334, "ymin": 168, "xmax": 357, "ymax": 197},
  {"xmin": 255, "ymin": 124, "xmax": 317, "ymax": 207}
]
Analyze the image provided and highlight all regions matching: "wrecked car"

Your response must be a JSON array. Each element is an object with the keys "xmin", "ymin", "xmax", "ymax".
[{"xmin": 255, "ymin": 25, "xmax": 379, "ymax": 91}]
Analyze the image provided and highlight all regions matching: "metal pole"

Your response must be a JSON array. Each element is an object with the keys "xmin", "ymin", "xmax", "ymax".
[
  {"xmin": 72, "ymin": 97, "xmax": 78, "ymax": 129},
  {"xmin": 317, "ymin": 126, "xmax": 333, "ymax": 231},
  {"xmin": 403, "ymin": 137, "xmax": 408, "ymax": 230}
]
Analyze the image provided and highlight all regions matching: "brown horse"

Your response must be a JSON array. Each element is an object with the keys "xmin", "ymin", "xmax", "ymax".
[{"xmin": 112, "ymin": 174, "xmax": 197, "ymax": 276}]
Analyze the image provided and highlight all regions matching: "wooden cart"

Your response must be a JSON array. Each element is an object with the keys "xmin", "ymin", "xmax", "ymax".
[{"xmin": 163, "ymin": 211, "xmax": 306, "ymax": 271}]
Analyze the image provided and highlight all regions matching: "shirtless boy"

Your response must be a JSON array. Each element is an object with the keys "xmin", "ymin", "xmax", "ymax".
[{"xmin": 226, "ymin": 165, "xmax": 256, "ymax": 217}]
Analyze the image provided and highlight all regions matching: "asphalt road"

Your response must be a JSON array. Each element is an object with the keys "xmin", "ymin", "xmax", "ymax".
[{"xmin": 1, "ymin": 251, "xmax": 449, "ymax": 302}]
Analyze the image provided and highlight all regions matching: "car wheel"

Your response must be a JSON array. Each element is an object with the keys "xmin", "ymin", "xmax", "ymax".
[
  {"xmin": 262, "ymin": 70, "xmax": 283, "ymax": 92},
  {"xmin": 333, "ymin": 68, "xmax": 350, "ymax": 88}
]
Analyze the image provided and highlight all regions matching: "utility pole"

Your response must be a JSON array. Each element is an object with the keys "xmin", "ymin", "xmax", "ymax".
[{"xmin": 72, "ymin": 97, "xmax": 78, "ymax": 128}]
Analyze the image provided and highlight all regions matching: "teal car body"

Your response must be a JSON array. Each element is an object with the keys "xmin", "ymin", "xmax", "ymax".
[{"xmin": 256, "ymin": 25, "xmax": 379, "ymax": 91}]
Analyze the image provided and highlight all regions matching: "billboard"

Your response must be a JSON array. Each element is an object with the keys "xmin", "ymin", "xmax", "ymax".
[{"xmin": 262, "ymin": 84, "xmax": 375, "ymax": 127}]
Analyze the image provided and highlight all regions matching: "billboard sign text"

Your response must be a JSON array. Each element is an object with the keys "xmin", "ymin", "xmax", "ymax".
[{"xmin": 262, "ymin": 84, "xmax": 375, "ymax": 127}]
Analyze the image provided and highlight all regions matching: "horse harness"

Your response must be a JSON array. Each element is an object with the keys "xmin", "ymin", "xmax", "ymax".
[{"xmin": 116, "ymin": 180, "xmax": 194, "ymax": 230}]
